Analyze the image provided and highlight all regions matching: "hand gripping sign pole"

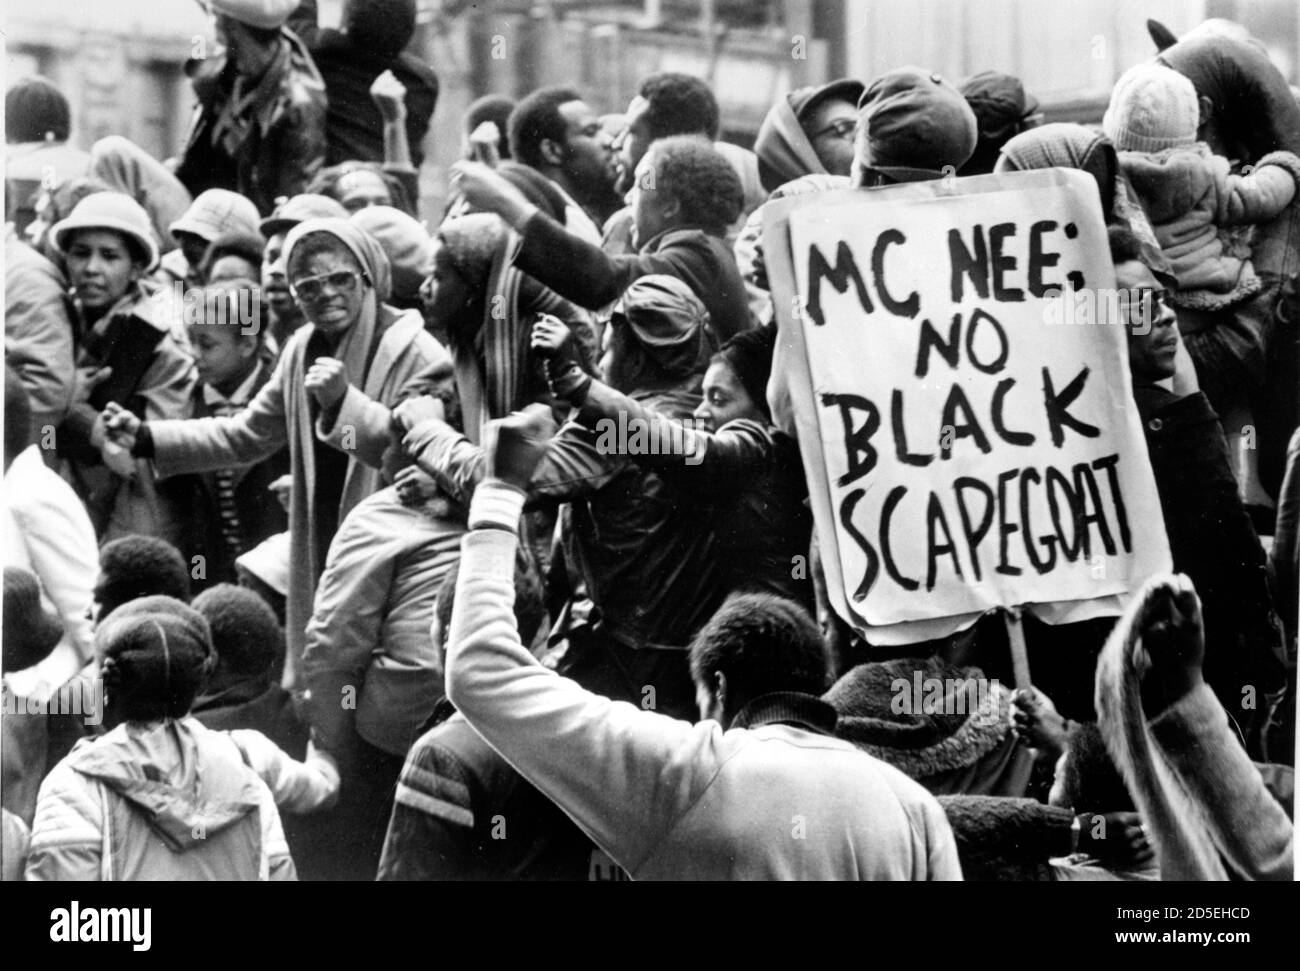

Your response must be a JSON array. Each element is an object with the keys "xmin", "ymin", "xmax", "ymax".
[{"xmin": 763, "ymin": 168, "xmax": 1171, "ymax": 666}]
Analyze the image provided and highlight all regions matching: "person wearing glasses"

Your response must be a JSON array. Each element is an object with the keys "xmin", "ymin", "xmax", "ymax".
[
  {"xmin": 1110, "ymin": 224, "xmax": 1288, "ymax": 763},
  {"xmin": 101, "ymin": 218, "xmax": 450, "ymax": 697},
  {"xmin": 752, "ymin": 78, "xmax": 864, "ymax": 195}
]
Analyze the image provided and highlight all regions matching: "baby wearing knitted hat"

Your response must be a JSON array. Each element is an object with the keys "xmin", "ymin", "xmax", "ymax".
[{"xmin": 1102, "ymin": 62, "xmax": 1300, "ymax": 313}]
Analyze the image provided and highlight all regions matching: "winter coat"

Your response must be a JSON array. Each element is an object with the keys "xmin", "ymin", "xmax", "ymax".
[
  {"xmin": 378, "ymin": 707, "xmax": 606, "ymax": 881},
  {"xmin": 148, "ymin": 309, "xmax": 449, "ymax": 689},
  {"xmin": 169, "ymin": 358, "xmax": 290, "ymax": 593},
  {"xmin": 175, "ymin": 28, "xmax": 327, "ymax": 214},
  {"xmin": 1119, "ymin": 147, "xmax": 1300, "ymax": 309},
  {"xmin": 403, "ymin": 389, "xmax": 727, "ymax": 653},
  {"xmin": 309, "ymin": 29, "xmax": 439, "ymax": 169},
  {"xmin": 1134, "ymin": 385, "xmax": 1288, "ymax": 732},
  {"xmin": 60, "ymin": 280, "xmax": 197, "ymax": 545},
  {"xmin": 4, "ymin": 233, "xmax": 77, "ymax": 437},
  {"xmin": 24, "ymin": 718, "xmax": 296, "ymax": 881},
  {"xmin": 303, "ymin": 486, "xmax": 465, "ymax": 759},
  {"xmin": 445, "ymin": 487, "xmax": 963, "ymax": 881},
  {"xmin": 1096, "ymin": 576, "xmax": 1293, "ymax": 880},
  {"xmin": 573, "ymin": 379, "xmax": 814, "ymax": 609}
]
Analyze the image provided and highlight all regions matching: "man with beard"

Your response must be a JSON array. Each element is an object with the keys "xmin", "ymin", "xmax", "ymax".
[{"xmin": 505, "ymin": 87, "xmax": 622, "ymax": 243}]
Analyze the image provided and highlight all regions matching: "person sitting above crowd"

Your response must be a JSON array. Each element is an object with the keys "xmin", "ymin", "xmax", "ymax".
[
  {"xmin": 175, "ymin": 0, "xmax": 327, "ymax": 214},
  {"xmin": 454, "ymin": 135, "xmax": 752, "ymax": 346},
  {"xmin": 307, "ymin": 0, "xmax": 439, "ymax": 170},
  {"xmin": 440, "ymin": 405, "xmax": 962, "ymax": 879}
]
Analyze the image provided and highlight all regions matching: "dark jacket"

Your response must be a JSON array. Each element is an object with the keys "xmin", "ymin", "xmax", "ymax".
[
  {"xmin": 171, "ymin": 359, "xmax": 289, "ymax": 594},
  {"xmin": 176, "ymin": 29, "xmax": 327, "ymax": 214},
  {"xmin": 377, "ymin": 704, "xmax": 611, "ymax": 881},
  {"xmin": 192, "ymin": 682, "xmax": 307, "ymax": 762},
  {"xmin": 1135, "ymin": 385, "xmax": 1287, "ymax": 714},
  {"xmin": 515, "ymin": 211, "xmax": 753, "ymax": 344},
  {"xmin": 403, "ymin": 389, "xmax": 727, "ymax": 653},
  {"xmin": 309, "ymin": 29, "xmax": 439, "ymax": 169},
  {"xmin": 576, "ymin": 380, "xmax": 813, "ymax": 609}
]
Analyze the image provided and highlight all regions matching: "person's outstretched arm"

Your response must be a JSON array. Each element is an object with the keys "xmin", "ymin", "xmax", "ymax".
[{"xmin": 445, "ymin": 407, "xmax": 721, "ymax": 875}]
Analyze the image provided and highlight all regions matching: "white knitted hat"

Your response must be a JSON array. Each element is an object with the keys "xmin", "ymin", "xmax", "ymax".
[{"xmin": 1102, "ymin": 63, "xmax": 1200, "ymax": 153}]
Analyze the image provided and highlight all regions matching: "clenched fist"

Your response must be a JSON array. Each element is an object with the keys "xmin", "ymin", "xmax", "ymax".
[{"xmin": 305, "ymin": 357, "xmax": 349, "ymax": 410}]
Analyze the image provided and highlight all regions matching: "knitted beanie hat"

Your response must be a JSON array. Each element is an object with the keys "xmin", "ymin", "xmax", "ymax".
[
  {"xmin": 1102, "ymin": 64, "xmax": 1199, "ymax": 153},
  {"xmin": 96, "ymin": 595, "xmax": 214, "ymax": 723},
  {"xmin": 825, "ymin": 655, "xmax": 1012, "ymax": 781}
]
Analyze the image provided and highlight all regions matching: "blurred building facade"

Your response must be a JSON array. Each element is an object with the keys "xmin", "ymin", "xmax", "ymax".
[{"xmin": 6, "ymin": 0, "xmax": 1298, "ymax": 219}]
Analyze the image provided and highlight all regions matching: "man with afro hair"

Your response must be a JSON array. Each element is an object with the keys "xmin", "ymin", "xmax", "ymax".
[{"xmin": 440, "ymin": 407, "xmax": 960, "ymax": 880}]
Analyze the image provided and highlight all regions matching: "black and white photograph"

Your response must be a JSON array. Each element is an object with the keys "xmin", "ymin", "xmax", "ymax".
[{"xmin": 0, "ymin": 0, "xmax": 1296, "ymax": 941}]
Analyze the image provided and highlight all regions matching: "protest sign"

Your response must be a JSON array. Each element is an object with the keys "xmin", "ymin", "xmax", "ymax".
[{"xmin": 765, "ymin": 169, "xmax": 1171, "ymax": 645}]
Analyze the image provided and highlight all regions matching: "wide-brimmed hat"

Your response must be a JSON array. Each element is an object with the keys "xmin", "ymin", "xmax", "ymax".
[
  {"xmin": 50, "ymin": 191, "xmax": 160, "ymax": 270},
  {"xmin": 169, "ymin": 188, "xmax": 260, "ymax": 244},
  {"xmin": 259, "ymin": 193, "xmax": 349, "ymax": 239}
]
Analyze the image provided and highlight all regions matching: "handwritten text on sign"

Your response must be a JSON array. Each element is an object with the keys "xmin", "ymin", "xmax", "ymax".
[{"xmin": 790, "ymin": 174, "xmax": 1168, "ymax": 627}]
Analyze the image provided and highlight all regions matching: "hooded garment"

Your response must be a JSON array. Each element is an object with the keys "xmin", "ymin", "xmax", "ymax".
[
  {"xmin": 147, "ymin": 218, "xmax": 451, "ymax": 689},
  {"xmin": 435, "ymin": 213, "xmax": 594, "ymax": 444},
  {"xmin": 1095, "ymin": 574, "xmax": 1293, "ymax": 881},
  {"xmin": 753, "ymin": 89, "xmax": 830, "ymax": 194},
  {"xmin": 997, "ymin": 122, "xmax": 1172, "ymax": 277},
  {"xmin": 89, "ymin": 136, "xmax": 193, "ymax": 256},
  {"xmin": 1159, "ymin": 33, "xmax": 1300, "ymax": 163},
  {"xmin": 24, "ymin": 717, "xmax": 295, "ymax": 880},
  {"xmin": 826, "ymin": 656, "xmax": 1033, "ymax": 797}
]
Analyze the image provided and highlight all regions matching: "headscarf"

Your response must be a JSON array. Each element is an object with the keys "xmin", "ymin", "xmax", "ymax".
[
  {"xmin": 997, "ymin": 123, "xmax": 1171, "ymax": 276},
  {"xmin": 283, "ymin": 217, "xmax": 393, "ymax": 386},
  {"xmin": 89, "ymin": 135, "xmax": 193, "ymax": 255},
  {"xmin": 434, "ymin": 213, "xmax": 545, "ymax": 443},
  {"xmin": 754, "ymin": 80, "xmax": 864, "ymax": 194}
]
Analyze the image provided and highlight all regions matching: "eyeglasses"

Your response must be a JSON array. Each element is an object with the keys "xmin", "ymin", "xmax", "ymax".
[
  {"xmin": 812, "ymin": 118, "xmax": 857, "ymax": 141},
  {"xmin": 290, "ymin": 269, "xmax": 365, "ymax": 301}
]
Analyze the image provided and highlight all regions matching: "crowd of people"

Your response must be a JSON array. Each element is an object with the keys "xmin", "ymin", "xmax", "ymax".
[{"xmin": 2, "ymin": 1, "xmax": 1296, "ymax": 881}]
